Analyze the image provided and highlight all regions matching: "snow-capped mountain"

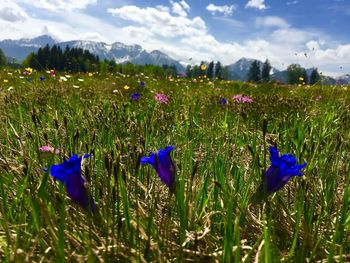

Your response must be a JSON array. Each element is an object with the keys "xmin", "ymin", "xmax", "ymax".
[
  {"xmin": 0, "ymin": 35, "xmax": 56, "ymax": 61},
  {"xmin": 336, "ymin": 74, "xmax": 350, "ymax": 85},
  {"xmin": 0, "ymin": 35, "xmax": 184, "ymax": 72}
]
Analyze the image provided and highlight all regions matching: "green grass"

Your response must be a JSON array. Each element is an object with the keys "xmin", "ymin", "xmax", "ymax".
[{"xmin": 0, "ymin": 68, "xmax": 349, "ymax": 262}]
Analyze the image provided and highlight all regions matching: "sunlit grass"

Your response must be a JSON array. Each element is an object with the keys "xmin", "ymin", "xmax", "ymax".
[{"xmin": 0, "ymin": 68, "xmax": 349, "ymax": 261}]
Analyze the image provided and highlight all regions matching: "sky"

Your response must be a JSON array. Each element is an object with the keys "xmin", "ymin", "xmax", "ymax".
[{"xmin": 0, "ymin": 0, "xmax": 350, "ymax": 76}]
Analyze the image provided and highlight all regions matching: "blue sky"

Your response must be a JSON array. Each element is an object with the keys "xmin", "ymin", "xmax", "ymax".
[{"xmin": 0, "ymin": 0, "xmax": 349, "ymax": 76}]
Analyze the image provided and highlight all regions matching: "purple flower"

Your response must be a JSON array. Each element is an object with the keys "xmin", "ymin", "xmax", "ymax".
[
  {"xmin": 260, "ymin": 146, "xmax": 307, "ymax": 194},
  {"xmin": 141, "ymin": 146, "xmax": 176, "ymax": 189},
  {"xmin": 48, "ymin": 154, "xmax": 97, "ymax": 212},
  {"xmin": 40, "ymin": 76, "xmax": 45, "ymax": 81},
  {"xmin": 140, "ymin": 81, "xmax": 145, "ymax": 87},
  {"xmin": 131, "ymin": 92, "xmax": 141, "ymax": 101}
]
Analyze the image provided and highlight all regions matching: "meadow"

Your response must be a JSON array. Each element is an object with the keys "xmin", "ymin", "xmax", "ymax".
[{"xmin": 0, "ymin": 68, "xmax": 349, "ymax": 262}]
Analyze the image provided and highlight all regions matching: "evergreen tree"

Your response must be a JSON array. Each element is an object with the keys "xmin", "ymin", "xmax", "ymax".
[
  {"xmin": 247, "ymin": 60, "xmax": 261, "ymax": 82},
  {"xmin": 222, "ymin": 66, "xmax": 229, "ymax": 80},
  {"xmin": 0, "ymin": 48, "xmax": 6, "ymax": 67},
  {"xmin": 192, "ymin": 65, "xmax": 200, "ymax": 78},
  {"xmin": 199, "ymin": 61, "xmax": 206, "ymax": 76},
  {"xmin": 215, "ymin": 61, "xmax": 222, "ymax": 79},
  {"xmin": 261, "ymin": 59, "xmax": 271, "ymax": 82},
  {"xmin": 309, "ymin": 68, "xmax": 320, "ymax": 85},
  {"xmin": 287, "ymin": 64, "xmax": 302, "ymax": 84},
  {"xmin": 206, "ymin": 61, "xmax": 214, "ymax": 79},
  {"xmin": 185, "ymin": 65, "xmax": 192, "ymax": 78},
  {"xmin": 301, "ymin": 68, "xmax": 308, "ymax": 84}
]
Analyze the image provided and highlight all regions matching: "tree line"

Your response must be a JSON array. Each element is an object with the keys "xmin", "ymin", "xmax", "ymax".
[
  {"xmin": 185, "ymin": 61, "xmax": 229, "ymax": 80},
  {"xmin": 23, "ymin": 45, "xmax": 100, "ymax": 72},
  {"xmin": 247, "ymin": 59, "xmax": 321, "ymax": 85},
  {"xmin": 0, "ymin": 46, "xmax": 323, "ymax": 84},
  {"xmin": 20, "ymin": 45, "xmax": 178, "ymax": 77}
]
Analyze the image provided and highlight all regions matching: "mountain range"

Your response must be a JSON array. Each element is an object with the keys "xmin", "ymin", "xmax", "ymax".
[
  {"xmin": 0, "ymin": 35, "xmax": 185, "ymax": 73},
  {"xmin": 0, "ymin": 35, "xmax": 348, "ymax": 84}
]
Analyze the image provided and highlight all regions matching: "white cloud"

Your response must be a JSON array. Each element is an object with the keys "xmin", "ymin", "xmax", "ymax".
[
  {"xmin": 255, "ymin": 16, "xmax": 290, "ymax": 28},
  {"xmin": 0, "ymin": 0, "xmax": 28, "ymax": 22},
  {"xmin": 180, "ymin": 1, "xmax": 190, "ymax": 11},
  {"xmin": 17, "ymin": 0, "xmax": 97, "ymax": 12},
  {"xmin": 170, "ymin": 0, "xmax": 190, "ymax": 17},
  {"xmin": 156, "ymin": 5, "xmax": 170, "ymax": 12},
  {"xmin": 206, "ymin": 4, "xmax": 236, "ymax": 16},
  {"xmin": 245, "ymin": 0, "xmax": 267, "ymax": 10},
  {"xmin": 107, "ymin": 5, "xmax": 205, "ymax": 39},
  {"xmin": 287, "ymin": 1, "xmax": 298, "ymax": 5}
]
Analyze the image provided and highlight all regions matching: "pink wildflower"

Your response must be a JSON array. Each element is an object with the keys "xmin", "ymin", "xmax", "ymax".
[
  {"xmin": 155, "ymin": 93, "xmax": 169, "ymax": 104},
  {"xmin": 232, "ymin": 94, "xmax": 254, "ymax": 104},
  {"xmin": 39, "ymin": 145, "xmax": 60, "ymax": 155}
]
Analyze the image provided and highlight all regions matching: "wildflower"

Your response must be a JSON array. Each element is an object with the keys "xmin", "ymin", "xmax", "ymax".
[
  {"xmin": 315, "ymin": 95, "xmax": 322, "ymax": 101},
  {"xmin": 219, "ymin": 97, "xmax": 227, "ymax": 107},
  {"xmin": 200, "ymin": 64, "xmax": 207, "ymax": 71},
  {"xmin": 48, "ymin": 154, "xmax": 97, "ymax": 212},
  {"xmin": 78, "ymin": 78, "xmax": 84, "ymax": 82},
  {"xmin": 155, "ymin": 93, "xmax": 168, "ymax": 104},
  {"xmin": 124, "ymin": 85, "xmax": 130, "ymax": 90},
  {"xmin": 40, "ymin": 76, "xmax": 45, "ymax": 81},
  {"xmin": 140, "ymin": 81, "xmax": 145, "ymax": 87},
  {"xmin": 49, "ymin": 70, "xmax": 55, "ymax": 77},
  {"xmin": 299, "ymin": 76, "xmax": 304, "ymax": 81},
  {"xmin": 259, "ymin": 146, "xmax": 307, "ymax": 194},
  {"xmin": 232, "ymin": 94, "xmax": 253, "ymax": 103},
  {"xmin": 3, "ymin": 79, "xmax": 8, "ymax": 83},
  {"xmin": 141, "ymin": 146, "xmax": 176, "ymax": 189},
  {"xmin": 39, "ymin": 145, "xmax": 60, "ymax": 155},
  {"xmin": 130, "ymin": 92, "xmax": 141, "ymax": 101},
  {"xmin": 88, "ymin": 72, "xmax": 93, "ymax": 77},
  {"xmin": 59, "ymin": 76, "xmax": 68, "ymax": 82},
  {"xmin": 23, "ymin": 67, "xmax": 33, "ymax": 75}
]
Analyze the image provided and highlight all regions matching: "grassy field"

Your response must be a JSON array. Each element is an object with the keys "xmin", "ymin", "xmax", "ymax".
[{"xmin": 0, "ymin": 68, "xmax": 349, "ymax": 262}]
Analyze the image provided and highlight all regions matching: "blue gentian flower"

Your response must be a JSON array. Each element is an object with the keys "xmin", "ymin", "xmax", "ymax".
[
  {"xmin": 141, "ymin": 146, "xmax": 176, "ymax": 189},
  {"xmin": 131, "ymin": 92, "xmax": 141, "ymax": 101},
  {"xmin": 219, "ymin": 97, "xmax": 227, "ymax": 106},
  {"xmin": 49, "ymin": 154, "xmax": 97, "ymax": 212},
  {"xmin": 40, "ymin": 76, "xmax": 45, "ymax": 81},
  {"xmin": 260, "ymin": 146, "xmax": 307, "ymax": 194},
  {"xmin": 140, "ymin": 81, "xmax": 145, "ymax": 87}
]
